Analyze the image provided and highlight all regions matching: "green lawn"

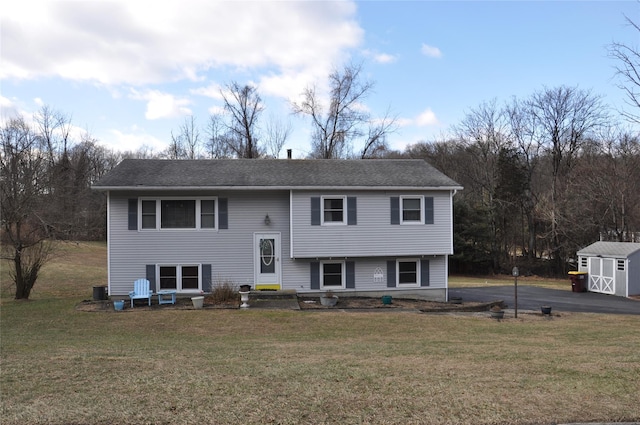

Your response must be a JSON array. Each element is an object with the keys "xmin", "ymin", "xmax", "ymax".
[{"xmin": 1, "ymin": 243, "xmax": 638, "ymax": 424}]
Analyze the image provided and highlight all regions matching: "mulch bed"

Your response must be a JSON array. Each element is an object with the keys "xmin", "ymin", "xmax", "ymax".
[
  {"xmin": 76, "ymin": 296, "xmax": 501, "ymax": 313},
  {"xmin": 297, "ymin": 296, "xmax": 500, "ymax": 312}
]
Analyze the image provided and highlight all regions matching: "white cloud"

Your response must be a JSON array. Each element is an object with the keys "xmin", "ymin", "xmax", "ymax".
[
  {"xmin": 0, "ymin": 96, "xmax": 21, "ymax": 121},
  {"xmin": 373, "ymin": 53, "xmax": 397, "ymax": 64},
  {"xmin": 190, "ymin": 84, "xmax": 224, "ymax": 100},
  {"xmin": 106, "ymin": 128, "xmax": 167, "ymax": 152},
  {"xmin": 1, "ymin": 1, "xmax": 363, "ymax": 89},
  {"xmin": 416, "ymin": 108, "xmax": 439, "ymax": 126},
  {"xmin": 129, "ymin": 89, "xmax": 191, "ymax": 120},
  {"xmin": 362, "ymin": 49, "xmax": 397, "ymax": 64},
  {"xmin": 421, "ymin": 43, "xmax": 442, "ymax": 59}
]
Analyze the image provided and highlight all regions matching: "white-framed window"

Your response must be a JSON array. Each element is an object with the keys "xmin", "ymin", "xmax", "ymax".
[
  {"xmin": 158, "ymin": 264, "xmax": 201, "ymax": 292},
  {"xmin": 322, "ymin": 196, "xmax": 346, "ymax": 225},
  {"xmin": 397, "ymin": 259, "xmax": 420, "ymax": 286},
  {"xmin": 140, "ymin": 197, "xmax": 217, "ymax": 230},
  {"xmin": 580, "ymin": 257, "xmax": 588, "ymax": 268},
  {"xmin": 321, "ymin": 261, "xmax": 345, "ymax": 289},
  {"xmin": 401, "ymin": 196, "xmax": 423, "ymax": 224},
  {"xmin": 617, "ymin": 259, "xmax": 625, "ymax": 271}
]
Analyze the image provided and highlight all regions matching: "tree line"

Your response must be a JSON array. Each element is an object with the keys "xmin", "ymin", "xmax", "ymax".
[{"xmin": 2, "ymin": 25, "xmax": 639, "ymax": 298}]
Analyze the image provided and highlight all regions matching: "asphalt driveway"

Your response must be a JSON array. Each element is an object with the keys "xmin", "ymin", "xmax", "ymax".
[{"xmin": 449, "ymin": 285, "xmax": 640, "ymax": 315}]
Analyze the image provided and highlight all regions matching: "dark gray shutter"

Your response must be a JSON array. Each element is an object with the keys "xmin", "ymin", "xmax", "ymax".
[
  {"xmin": 420, "ymin": 260, "xmax": 430, "ymax": 286},
  {"xmin": 347, "ymin": 197, "xmax": 357, "ymax": 225},
  {"xmin": 424, "ymin": 196, "xmax": 434, "ymax": 225},
  {"xmin": 145, "ymin": 265, "xmax": 156, "ymax": 291},
  {"xmin": 346, "ymin": 261, "xmax": 355, "ymax": 288},
  {"xmin": 387, "ymin": 261, "xmax": 396, "ymax": 287},
  {"xmin": 128, "ymin": 199, "xmax": 138, "ymax": 230},
  {"xmin": 310, "ymin": 262, "xmax": 320, "ymax": 289},
  {"xmin": 311, "ymin": 197, "xmax": 321, "ymax": 225},
  {"xmin": 202, "ymin": 264, "xmax": 212, "ymax": 292},
  {"xmin": 390, "ymin": 197, "xmax": 400, "ymax": 225},
  {"xmin": 218, "ymin": 198, "xmax": 228, "ymax": 229}
]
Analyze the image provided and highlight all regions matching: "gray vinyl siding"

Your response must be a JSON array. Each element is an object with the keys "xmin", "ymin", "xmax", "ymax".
[
  {"xmin": 107, "ymin": 190, "xmax": 291, "ymax": 295},
  {"xmin": 281, "ymin": 256, "xmax": 448, "ymax": 293},
  {"xmin": 107, "ymin": 189, "xmax": 453, "ymax": 299},
  {"xmin": 291, "ymin": 190, "xmax": 453, "ymax": 258}
]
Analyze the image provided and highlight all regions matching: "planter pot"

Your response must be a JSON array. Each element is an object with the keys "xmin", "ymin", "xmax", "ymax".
[
  {"xmin": 239, "ymin": 291, "xmax": 250, "ymax": 308},
  {"xmin": 381, "ymin": 295, "xmax": 393, "ymax": 305},
  {"xmin": 239, "ymin": 285, "xmax": 251, "ymax": 292},
  {"xmin": 320, "ymin": 296, "xmax": 338, "ymax": 307},
  {"xmin": 191, "ymin": 296, "xmax": 205, "ymax": 309},
  {"xmin": 541, "ymin": 306, "xmax": 552, "ymax": 315},
  {"xmin": 113, "ymin": 300, "xmax": 125, "ymax": 311},
  {"xmin": 490, "ymin": 310, "xmax": 504, "ymax": 319}
]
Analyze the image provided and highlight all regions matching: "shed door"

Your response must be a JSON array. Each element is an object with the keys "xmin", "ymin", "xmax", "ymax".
[{"xmin": 588, "ymin": 257, "xmax": 615, "ymax": 294}]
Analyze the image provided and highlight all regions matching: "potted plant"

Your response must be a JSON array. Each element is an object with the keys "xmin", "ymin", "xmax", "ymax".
[
  {"xmin": 191, "ymin": 291, "xmax": 205, "ymax": 309},
  {"xmin": 490, "ymin": 304, "xmax": 504, "ymax": 319},
  {"xmin": 320, "ymin": 290, "xmax": 338, "ymax": 307},
  {"xmin": 541, "ymin": 305, "xmax": 552, "ymax": 315}
]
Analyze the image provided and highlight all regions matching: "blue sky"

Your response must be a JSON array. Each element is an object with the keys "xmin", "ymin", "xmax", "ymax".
[{"xmin": 2, "ymin": 1, "xmax": 638, "ymax": 157}]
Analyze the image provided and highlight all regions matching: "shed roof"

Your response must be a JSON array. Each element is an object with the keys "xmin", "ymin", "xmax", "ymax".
[
  {"xmin": 92, "ymin": 159, "xmax": 462, "ymax": 190},
  {"xmin": 577, "ymin": 241, "xmax": 640, "ymax": 258}
]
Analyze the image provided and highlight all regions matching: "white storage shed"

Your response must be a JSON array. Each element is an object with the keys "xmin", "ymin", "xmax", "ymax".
[{"xmin": 576, "ymin": 242, "xmax": 640, "ymax": 297}]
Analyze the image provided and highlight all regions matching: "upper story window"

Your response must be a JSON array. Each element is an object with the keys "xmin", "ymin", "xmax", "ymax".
[
  {"xmin": 323, "ymin": 197, "xmax": 345, "ymax": 224},
  {"xmin": 401, "ymin": 197, "xmax": 423, "ymax": 223},
  {"xmin": 391, "ymin": 196, "xmax": 434, "ymax": 225},
  {"xmin": 311, "ymin": 196, "xmax": 356, "ymax": 226},
  {"xmin": 140, "ymin": 198, "xmax": 217, "ymax": 230}
]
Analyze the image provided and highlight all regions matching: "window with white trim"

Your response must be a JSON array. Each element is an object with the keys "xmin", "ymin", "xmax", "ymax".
[
  {"xmin": 580, "ymin": 257, "xmax": 587, "ymax": 268},
  {"xmin": 140, "ymin": 198, "xmax": 217, "ymax": 230},
  {"xmin": 321, "ymin": 261, "xmax": 345, "ymax": 288},
  {"xmin": 401, "ymin": 197, "xmax": 423, "ymax": 224},
  {"xmin": 322, "ymin": 196, "xmax": 345, "ymax": 224},
  {"xmin": 159, "ymin": 265, "xmax": 201, "ymax": 292},
  {"xmin": 397, "ymin": 259, "xmax": 420, "ymax": 286}
]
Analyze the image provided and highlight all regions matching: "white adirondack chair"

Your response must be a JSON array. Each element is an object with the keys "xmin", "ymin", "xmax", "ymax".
[{"xmin": 129, "ymin": 279, "xmax": 153, "ymax": 308}]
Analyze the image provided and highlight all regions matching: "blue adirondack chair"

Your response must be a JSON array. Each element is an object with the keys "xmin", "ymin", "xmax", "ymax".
[{"xmin": 129, "ymin": 279, "xmax": 153, "ymax": 308}]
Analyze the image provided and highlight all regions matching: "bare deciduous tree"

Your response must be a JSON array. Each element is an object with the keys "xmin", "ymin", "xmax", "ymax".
[
  {"xmin": 0, "ymin": 118, "xmax": 54, "ymax": 299},
  {"xmin": 221, "ymin": 82, "xmax": 264, "ymax": 158},
  {"xmin": 204, "ymin": 113, "xmax": 234, "ymax": 159},
  {"xmin": 527, "ymin": 86, "xmax": 608, "ymax": 272},
  {"xmin": 609, "ymin": 15, "xmax": 640, "ymax": 123},
  {"xmin": 293, "ymin": 63, "xmax": 396, "ymax": 159},
  {"xmin": 264, "ymin": 115, "xmax": 291, "ymax": 158}
]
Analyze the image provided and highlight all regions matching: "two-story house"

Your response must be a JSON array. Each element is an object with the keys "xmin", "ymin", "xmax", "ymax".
[{"xmin": 92, "ymin": 159, "xmax": 462, "ymax": 301}]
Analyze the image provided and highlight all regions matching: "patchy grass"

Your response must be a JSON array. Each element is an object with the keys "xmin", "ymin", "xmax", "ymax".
[{"xmin": 1, "ymin": 243, "xmax": 639, "ymax": 425}]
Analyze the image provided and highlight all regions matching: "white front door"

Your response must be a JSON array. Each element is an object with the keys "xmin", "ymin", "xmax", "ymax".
[
  {"xmin": 588, "ymin": 257, "xmax": 615, "ymax": 294},
  {"xmin": 254, "ymin": 233, "xmax": 281, "ymax": 290}
]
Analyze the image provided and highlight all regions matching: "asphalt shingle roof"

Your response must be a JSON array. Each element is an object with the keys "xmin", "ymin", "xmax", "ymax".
[
  {"xmin": 577, "ymin": 241, "xmax": 640, "ymax": 258},
  {"xmin": 93, "ymin": 159, "xmax": 462, "ymax": 190}
]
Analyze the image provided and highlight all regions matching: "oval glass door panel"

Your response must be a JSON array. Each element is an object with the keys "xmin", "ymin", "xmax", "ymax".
[{"xmin": 260, "ymin": 239, "xmax": 275, "ymax": 273}]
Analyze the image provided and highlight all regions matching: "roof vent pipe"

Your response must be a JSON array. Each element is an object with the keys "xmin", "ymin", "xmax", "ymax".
[{"xmin": 287, "ymin": 149, "xmax": 292, "ymax": 159}]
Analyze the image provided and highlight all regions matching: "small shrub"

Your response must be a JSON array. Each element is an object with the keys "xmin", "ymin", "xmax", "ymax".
[{"xmin": 209, "ymin": 280, "xmax": 238, "ymax": 303}]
